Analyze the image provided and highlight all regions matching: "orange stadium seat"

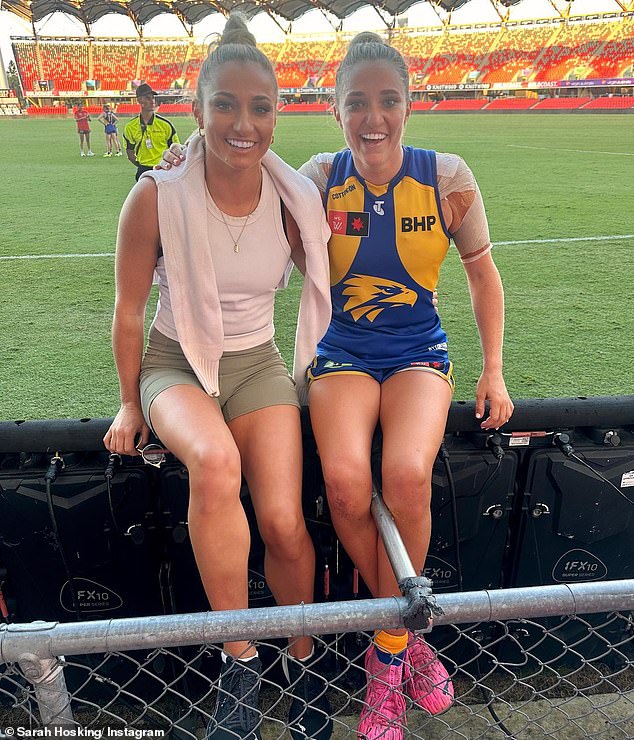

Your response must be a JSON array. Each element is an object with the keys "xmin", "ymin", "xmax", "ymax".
[
  {"xmin": 12, "ymin": 41, "xmax": 40, "ymax": 91},
  {"xmin": 10, "ymin": 17, "xmax": 634, "ymax": 104},
  {"xmin": 433, "ymin": 99, "xmax": 488, "ymax": 110},
  {"xmin": 531, "ymin": 97, "xmax": 591, "ymax": 109},
  {"xmin": 583, "ymin": 95, "xmax": 634, "ymax": 109},
  {"xmin": 93, "ymin": 42, "xmax": 139, "ymax": 90},
  {"xmin": 485, "ymin": 97, "xmax": 536, "ymax": 109}
]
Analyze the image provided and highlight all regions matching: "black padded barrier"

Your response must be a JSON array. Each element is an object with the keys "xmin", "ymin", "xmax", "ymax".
[{"xmin": 0, "ymin": 396, "xmax": 633, "ymax": 684}]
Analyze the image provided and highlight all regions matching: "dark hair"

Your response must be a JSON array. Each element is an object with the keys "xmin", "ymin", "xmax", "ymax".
[
  {"xmin": 196, "ymin": 13, "xmax": 277, "ymax": 104},
  {"xmin": 335, "ymin": 32, "xmax": 410, "ymax": 105}
]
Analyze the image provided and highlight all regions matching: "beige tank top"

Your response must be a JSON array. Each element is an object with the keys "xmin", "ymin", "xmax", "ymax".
[{"xmin": 153, "ymin": 168, "xmax": 292, "ymax": 351}]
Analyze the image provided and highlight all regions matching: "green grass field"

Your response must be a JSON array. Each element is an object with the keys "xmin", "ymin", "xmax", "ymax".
[{"xmin": 1, "ymin": 114, "xmax": 633, "ymax": 420}]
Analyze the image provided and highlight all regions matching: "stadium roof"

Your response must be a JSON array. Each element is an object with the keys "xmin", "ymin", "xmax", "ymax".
[{"xmin": 3, "ymin": 0, "xmax": 524, "ymax": 27}]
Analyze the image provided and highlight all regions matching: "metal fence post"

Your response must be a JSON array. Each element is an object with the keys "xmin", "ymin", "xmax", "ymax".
[
  {"xmin": 371, "ymin": 488, "xmax": 443, "ymax": 630},
  {"xmin": 17, "ymin": 654, "xmax": 74, "ymax": 727}
]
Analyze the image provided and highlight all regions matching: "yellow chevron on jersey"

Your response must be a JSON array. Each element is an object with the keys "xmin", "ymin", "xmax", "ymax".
[{"xmin": 393, "ymin": 176, "xmax": 449, "ymax": 292}]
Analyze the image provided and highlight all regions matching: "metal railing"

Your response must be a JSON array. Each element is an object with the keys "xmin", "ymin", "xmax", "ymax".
[
  {"xmin": 0, "ymin": 581, "xmax": 633, "ymax": 738},
  {"xmin": 0, "ymin": 490, "xmax": 632, "ymax": 738}
]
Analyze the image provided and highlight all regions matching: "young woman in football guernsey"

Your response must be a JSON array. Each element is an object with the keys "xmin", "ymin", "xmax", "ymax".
[
  {"xmin": 159, "ymin": 31, "xmax": 513, "ymax": 739},
  {"xmin": 300, "ymin": 33, "xmax": 513, "ymax": 737}
]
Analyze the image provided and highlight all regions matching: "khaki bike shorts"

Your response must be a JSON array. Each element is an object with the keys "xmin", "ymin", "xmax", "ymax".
[{"xmin": 139, "ymin": 326, "xmax": 299, "ymax": 428}]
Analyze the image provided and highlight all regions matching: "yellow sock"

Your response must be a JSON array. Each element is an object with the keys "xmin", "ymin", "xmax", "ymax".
[{"xmin": 374, "ymin": 630, "xmax": 408, "ymax": 656}]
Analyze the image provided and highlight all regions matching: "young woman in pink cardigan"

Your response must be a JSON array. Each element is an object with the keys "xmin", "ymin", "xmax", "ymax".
[{"xmin": 104, "ymin": 15, "xmax": 332, "ymax": 740}]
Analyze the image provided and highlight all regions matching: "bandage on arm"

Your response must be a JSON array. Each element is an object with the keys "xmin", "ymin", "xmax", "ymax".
[
  {"xmin": 298, "ymin": 152, "xmax": 335, "ymax": 195},
  {"xmin": 437, "ymin": 153, "xmax": 492, "ymax": 264}
]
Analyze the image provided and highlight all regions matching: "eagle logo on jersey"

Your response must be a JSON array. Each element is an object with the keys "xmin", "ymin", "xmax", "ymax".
[{"xmin": 342, "ymin": 274, "xmax": 418, "ymax": 322}]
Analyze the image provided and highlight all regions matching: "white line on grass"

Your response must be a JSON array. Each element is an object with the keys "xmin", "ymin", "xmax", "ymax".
[
  {"xmin": 494, "ymin": 234, "xmax": 634, "ymax": 246},
  {"xmin": 2, "ymin": 234, "xmax": 633, "ymax": 261},
  {"xmin": 507, "ymin": 144, "xmax": 634, "ymax": 157},
  {"xmin": 0, "ymin": 252, "xmax": 115, "ymax": 260}
]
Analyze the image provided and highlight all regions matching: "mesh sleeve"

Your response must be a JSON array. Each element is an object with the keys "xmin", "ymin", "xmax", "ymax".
[{"xmin": 437, "ymin": 153, "xmax": 492, "ymax": 263}]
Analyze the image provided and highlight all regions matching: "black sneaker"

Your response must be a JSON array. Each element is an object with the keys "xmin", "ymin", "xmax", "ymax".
[
  {"xmin": 283, "ymin": 653, "xmax": 333, "ymax": 740},
  {"xmin": 206, "ymin": 655, "xmax": 263, "ymax": 739}
]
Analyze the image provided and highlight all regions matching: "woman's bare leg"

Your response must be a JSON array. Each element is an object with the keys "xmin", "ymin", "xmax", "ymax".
[
  {"xmin": 150, "ymin": 385, "xmax": 252, "ymax": 658},
  {"xmin": 230, "ymin": 404, "xmax": 315, "ymax": 658},
  {"xmin": 309, "ymin": 375, "xmax": 381, "ymax": 597}
]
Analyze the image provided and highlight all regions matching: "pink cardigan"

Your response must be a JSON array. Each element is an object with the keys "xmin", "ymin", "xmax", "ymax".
[{"xmin": 142, "ymin": 135, "xmax": 331, "ymax": 398}]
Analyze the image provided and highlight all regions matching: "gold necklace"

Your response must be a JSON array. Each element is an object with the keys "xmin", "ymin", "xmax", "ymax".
[{"xmin": 216, "ymin": 177, "xmax": 262, "ymax": 254}]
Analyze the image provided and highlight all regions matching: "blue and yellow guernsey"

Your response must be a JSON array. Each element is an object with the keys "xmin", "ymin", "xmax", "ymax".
[{"xmin": 317, "ymin": 146, "xmax": 451, "ymax": 369}]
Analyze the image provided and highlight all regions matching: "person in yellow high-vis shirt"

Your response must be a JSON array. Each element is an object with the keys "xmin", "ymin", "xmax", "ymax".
[{"xmin": 123, "ymin": 84, "xmax": 179, "ymax": 181}]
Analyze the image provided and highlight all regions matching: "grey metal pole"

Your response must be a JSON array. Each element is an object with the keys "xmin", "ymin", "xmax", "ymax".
[
  {"xmin": 18, "ymin": 655, "xmax": 74, "ymax": 727},
  {"xmin": 370, "ymin": 488, "xmax": 418, "ymax": 583}
]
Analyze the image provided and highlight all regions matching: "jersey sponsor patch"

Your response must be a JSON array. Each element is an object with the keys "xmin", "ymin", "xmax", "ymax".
[
  {"xmin": 329, "ymin": 210, "xmax": 370, "ymax": 237},
  {"xmin": 410, "ymin": 361, "xmax": 446, "ymax": 369}
]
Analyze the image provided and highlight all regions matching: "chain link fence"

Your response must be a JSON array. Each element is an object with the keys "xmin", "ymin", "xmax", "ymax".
[{"xmin": 1, "ymin": 581, "xmax": 633, "ymax": 738}]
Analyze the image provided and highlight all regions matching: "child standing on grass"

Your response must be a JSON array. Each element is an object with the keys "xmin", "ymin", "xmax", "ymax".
[
  {"xmin": 98, "ymin": 104, "xmax": 123, "ymax": 157},
  {"xmin": 74, "ymin": 104, "xmax": 93, "ymax": 157}
]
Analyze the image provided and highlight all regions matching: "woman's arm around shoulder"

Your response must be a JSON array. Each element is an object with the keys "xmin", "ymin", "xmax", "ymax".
[{"xmin": 103, "ymin": 178, "xmax": 160, "ymax": 456}]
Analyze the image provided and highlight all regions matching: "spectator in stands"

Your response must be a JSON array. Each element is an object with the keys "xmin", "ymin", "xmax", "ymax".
[
  {"xmin": 123, "ymin": 83, "xmax": 179, "ymax": 180},
  {"xmin": 98, "ymin": 103, "xmax": 123, "ymax": 157},
  {"xmin": 160, "ymin": 31, "xmax": 513, "ymax": 740},
  {"xmin": 104, "ymin": 14, "xmax": 333, "ymax": 740},
  {"xmin": 73, "ymin": 104, "xmax": 93, "ymax": 157}
]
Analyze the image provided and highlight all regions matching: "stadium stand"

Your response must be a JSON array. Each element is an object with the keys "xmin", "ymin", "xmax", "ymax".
[
  {"xmin": 26, "ymin": 105, "xmax": 67, "ymax": 115},
  {"xmin": 424, "ymin": 30, "xmax": 497, "ymax": 85},
  {"xmin": 12, "ymin": 41, "xmax": 41, "ymax": 92},
  {"xmin": 533, "ymin": 21, "xmax": 613, "ymax": 81},
  {"xmin": 10, "ymin": 14, "xmax": 634, "ymax": 109},
  {"xmin": 38, "ymin": 40, "xmax": 88, "ymax": 90},
  {"xmin": 140, "ymin": 42, "xmax": 188, "ymax": 89},
  {"xmin": 279, "ymin": 102, "xmax": 331, "ymax": 112},
  {"xmin": 583, "ymin": 95, "xmax": 634, "ymax": 109},
  {"xmin": 411, "ymin": 101, "xmax": 435, "ymax": 110},
  {"xmin": 433, "ymin": 99, "xmax": 488, "ymax": 110},
  {"xmin": 485, "ymin": 97, "xmax": 536, "ymax": 109},
  {"xmin": 93, "ymin": 41, "xmax": 139, "ymax": 91},
  {"xmin": 392, "ymin": 31, "xmax": 440, "ymax": 83},
  {"xmin": 531, "ymin": 96, "xmax": 591, "ymax": 109},
  {"xmin": 480, "ymin": 25, "xmax": 556, "ymax": 84}
]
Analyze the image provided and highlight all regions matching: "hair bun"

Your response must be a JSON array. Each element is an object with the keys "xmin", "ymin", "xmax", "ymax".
[
  {"xmin": 219, "ymin": 12, "xmax": 257, "ymax": 47},
  {"xmin": 349, "ymin": 31, "xmax": 385, "ymax": 48}
]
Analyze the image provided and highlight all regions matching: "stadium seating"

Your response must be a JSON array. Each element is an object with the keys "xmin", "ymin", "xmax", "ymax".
[
  {"xmin": 26, "ymin": 106, "xmax": 68, "ymax": 115},
  {"xmin": 156, "ymin": 103, "xmax": 194, "ymax": 114},
  {"xmin": 531, "ymin": 97, "xmax": 591, "ymax": 110},
  {"xmin": 39, "ymin": 41, "xmax": 88, "ymax": 90},
  {"xmin": 485, "ymin": 97, "xmax": 536, "ymax": 110},
  {"xmin": 10, "ymin": 15, "xmax": 634, "ymax": 104},
  {"xmin": 12, "ymin": 41, "xmax": 41, "ymax": 91},
  {"xmin": 432, "ymin": 99, "xmax": 488, "ymax": 111},
  {"xmin": 140, "ymin": 43, "xmax": 188, "ymax": 90},
  {"xmin": 582, "ymin": 96, "xmax": 634, "ymax": 109},
  {"xmin": 411, "ymin": 101, "xmax": 435, "ymax": 111},
  {"xmin": 93, "ymin": 42, "xmax": 139, "ymax": 90},
  {"xmin": 279, "ymin": 102, "xmax": 331, "ymax": 112}
]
